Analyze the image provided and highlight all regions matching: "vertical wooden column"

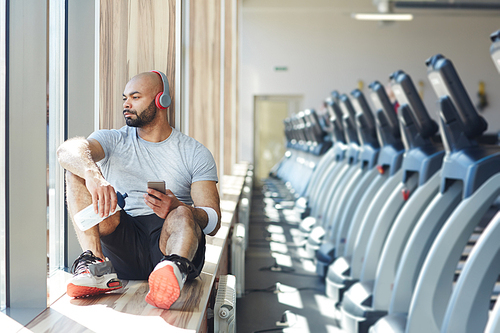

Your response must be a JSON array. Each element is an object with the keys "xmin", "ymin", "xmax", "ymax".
[
  {"xmin": 223, "ymin": 0, "xmax": 240, "ymax": 175},
  {"xmin": 223, "ymin": 0, "xmax": 233, "ymax": 176},
  {"xmin": 99, "ymin": 0, "xmax": 176, "ymax": 130},
  {"xmin": 189, "ymin": 0, "xmax": 222, "ymax": 179},
  {"xmin": 234, "ymin": 0, "xmax": 240, "ymax": 171}
]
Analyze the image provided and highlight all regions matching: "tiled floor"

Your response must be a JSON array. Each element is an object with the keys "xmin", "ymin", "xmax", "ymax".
[{"xmin": 237, "ymin": 181, "xmax": 341, "ymax": 333}]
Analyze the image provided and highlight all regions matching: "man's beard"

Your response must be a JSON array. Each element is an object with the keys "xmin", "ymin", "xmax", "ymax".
[{"xmin": 124, "ymin": 99, "xmax": 157, "ymax": 127}]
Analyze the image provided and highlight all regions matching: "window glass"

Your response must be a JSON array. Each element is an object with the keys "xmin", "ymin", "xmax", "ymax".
[{"xmin": 47, "ymin": 0, "xmax": 68, "ymax": 304}]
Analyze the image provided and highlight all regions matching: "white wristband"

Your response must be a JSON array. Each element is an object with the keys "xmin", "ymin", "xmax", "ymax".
[{"xmin": 198, "ymin": 206, "xmax": 218, "ymax": 235}]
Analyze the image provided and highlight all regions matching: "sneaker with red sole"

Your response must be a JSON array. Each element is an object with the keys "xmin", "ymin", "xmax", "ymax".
[
  {"xmin": 145, "ymin": 254, "xmax": 196, "ymax": 309},
  {"xmin": 67, "ymin": 250, "xmax": 122, "ymax": 298}
]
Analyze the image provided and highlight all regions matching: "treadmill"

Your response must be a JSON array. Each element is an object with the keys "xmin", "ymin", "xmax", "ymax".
[
  {"xmin": 323, "ymin": 80, "xmax": 405, "ymax": 297},
  {"xmin": 297, "ymin": 94, "xmax": 350, "ymax": 248},
  {"xmin": 339, "ymin": 70, "xmax": 444, "ymax": 333},
  {"xmin": 426, "ymin": 32, "xmax": 500, "ymax": 333},
  {"xmin": 315, "ymin": 89, "xmax": 380, "ymax": 277},
  {"xmin": 371, "ymin": 54, "xmax": 500, "ymax": 333},
  {"xmin": 334, "ymin": 81, "xmax": 404, "ymax": 264},
  {"xmin": 326, "ymin": 71, "xmax": 442, "ymax": 316},
  {"xmin": 304, "ymin": 93, "xmax": 362, "ymax": 258},
  {"xmin": 271, "ymin": 110, "xmax": 324, "ymax": 199},
  {"xmin": 296, "ymin": 93, "xmax": 347, "ymax": 222},
  {"xmin": 484, "ymin": 29, "xmax": 500, "ymax": 333}
]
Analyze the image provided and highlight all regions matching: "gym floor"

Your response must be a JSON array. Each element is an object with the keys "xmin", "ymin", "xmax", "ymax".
[{"xmin": 236, "ymin": 180, "xmax": 342, "ymax": 333}]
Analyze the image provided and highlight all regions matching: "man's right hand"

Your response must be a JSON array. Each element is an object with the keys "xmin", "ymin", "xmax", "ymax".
[{"xmin": 84, "ymin": 170, "xmax": 117, "ymax": 218}]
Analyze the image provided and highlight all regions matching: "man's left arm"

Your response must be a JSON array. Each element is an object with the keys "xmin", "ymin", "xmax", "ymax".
[{"xmin": 190, "ymin": 180, "xmax": 221, "ymax": 236}]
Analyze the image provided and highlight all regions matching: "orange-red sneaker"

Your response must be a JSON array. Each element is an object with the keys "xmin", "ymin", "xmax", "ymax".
[
  {"xmin": 145, "ymin": 255, "xmax": 194, "ymax": 309},
  {"xmin": 67, "ymin": 250, "xmax": 122, "ymax": 298}
]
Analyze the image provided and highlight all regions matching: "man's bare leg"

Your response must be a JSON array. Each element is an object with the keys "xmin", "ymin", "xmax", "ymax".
[
  {"xmin": 65, "ymin": 171, "xmax": 121, "ymax": 259},
  {"xmin": 146, "ymin": 206, "xmax": 203, "ymax": 309},
  {"xmin": 159, "ymin": 205, "xmax": 202, "ymax": 260},
  {"xmin": 65, "ymin": 171, "xmax": 122, "ymax": 297}
]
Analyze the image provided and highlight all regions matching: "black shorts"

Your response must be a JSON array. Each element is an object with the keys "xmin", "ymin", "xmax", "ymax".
[{"xmin": 100, "ymin": 210, "xmax": 206, "ymax": 280}]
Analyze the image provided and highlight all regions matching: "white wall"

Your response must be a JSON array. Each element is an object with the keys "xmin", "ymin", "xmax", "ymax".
[{"xmin": 239, "ymin": 1, "xmax": 500, "ymax": 163}]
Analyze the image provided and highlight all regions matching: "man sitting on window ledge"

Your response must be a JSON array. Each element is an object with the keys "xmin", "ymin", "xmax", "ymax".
[{"xmin": 57, "ymin": 70, "xmax": 221, "ymax": 310}]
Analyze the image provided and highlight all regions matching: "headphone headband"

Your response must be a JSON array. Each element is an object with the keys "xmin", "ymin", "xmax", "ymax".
[{"xmin": 150, "ymin": 70, "xmax": 171, "ymax": 109}]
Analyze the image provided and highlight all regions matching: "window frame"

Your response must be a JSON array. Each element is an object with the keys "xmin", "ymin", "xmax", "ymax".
[
  {"xmin": 6, "ymin": 0, "xmax": 49, "ymax": 323},
  {"xmin": 0, "ymin": 0, "xmax": 7, "ymax": 312}
]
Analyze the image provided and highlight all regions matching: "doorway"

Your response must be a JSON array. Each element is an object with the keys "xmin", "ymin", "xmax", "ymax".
[{"xmin": 253, "ymin": 95, "xmax": 302, "ymax": 180}]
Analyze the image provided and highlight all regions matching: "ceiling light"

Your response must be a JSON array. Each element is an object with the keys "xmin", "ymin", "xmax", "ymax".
[{"xmin": 352, "ymin": 13, "xmax": 414, "ymax": 21}]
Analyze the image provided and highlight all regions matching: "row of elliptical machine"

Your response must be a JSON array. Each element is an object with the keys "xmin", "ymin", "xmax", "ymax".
[
  {"xmin": 269, "ymin": 108, "xmax": 331, "ymax": 200},
  {"xmin": 299, "ymin": 89, "xmax": 394, "ymax": 259},
  {"xmin": 294, "ymin": 93, "xmax": 349, "ymax": 220},
  {"xmin": 272, "ymin": 28, "xmax": 500, "ymax": 333},
  {"xmin": 366, "ymin": 32, "xmax": 500, "ymax": 333},
  {"xmin": 314, "ymin": 87, "xmax": 409, "ymax": 279},
  {"xmin": 330, "ymin": 68, "xmax": 446, "ymax": 333},
  {"xmin": 312, "ymin": 90, "xmax": 383, "ymax": 269},
  {"xmin": 287, "ymin": 31, "xmax": 500, "ymax": 333}
]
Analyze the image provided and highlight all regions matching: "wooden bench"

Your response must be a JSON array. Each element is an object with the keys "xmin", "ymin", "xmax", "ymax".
[{"xmin": 23, "ymin": 163, "xmax": 250, "ymax": 333}]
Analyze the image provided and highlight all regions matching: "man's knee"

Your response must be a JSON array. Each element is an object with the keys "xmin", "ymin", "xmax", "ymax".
[
  {"xmin": 165, "ymin": 206, "xmax": 201, "ymax": 237},
  {"xmin": 169, "ymin": 205, "xmax": 193, "ymax": 221},
  {"xmin": 98, "ymin": 211, "xmax": 121, "ymax": 236}
]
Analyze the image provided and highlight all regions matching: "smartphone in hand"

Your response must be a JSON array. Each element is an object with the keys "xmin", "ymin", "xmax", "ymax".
[{"xmin": 147, "ymin": 180, "xmax": 166, "ymax": 200}]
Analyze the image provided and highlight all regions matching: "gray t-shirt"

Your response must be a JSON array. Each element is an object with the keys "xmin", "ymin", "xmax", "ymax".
[{"xmin": 88, "ymin": 126, "xmax": 218, "ymax": 217}]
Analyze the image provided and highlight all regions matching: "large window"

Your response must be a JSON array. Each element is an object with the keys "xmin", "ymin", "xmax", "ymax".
[
  {"xmin": 0, "ymin": 0, "xmax": 102, "ymax": 318},
  {"xmin": 47, "ymin": 0, "xmax": 68, "ymax": 304}
]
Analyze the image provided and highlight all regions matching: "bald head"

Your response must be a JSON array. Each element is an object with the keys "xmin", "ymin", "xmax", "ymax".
[{"xmin": 126, "ymin": 72, "xmax": 163, "ymax": 97}]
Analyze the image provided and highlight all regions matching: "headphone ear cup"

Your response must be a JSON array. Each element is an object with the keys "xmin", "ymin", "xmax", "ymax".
[{"xmin": 155, "ymin": 92, "xmax": 167, "ymax": 109}]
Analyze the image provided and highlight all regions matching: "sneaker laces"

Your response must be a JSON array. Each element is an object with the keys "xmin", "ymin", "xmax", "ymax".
[
  {"xmin": 71, "ymin": 250, "xmax": 104, "ymax": 275},
  {"xmin": 161, "ymin": 254, "xmax": 198, "ymax": 277}
]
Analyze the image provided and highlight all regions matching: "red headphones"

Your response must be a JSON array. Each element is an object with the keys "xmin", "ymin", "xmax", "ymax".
[{"xmin": 150, "ymin": 70, "xmax": 171, "ymax": 109}]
